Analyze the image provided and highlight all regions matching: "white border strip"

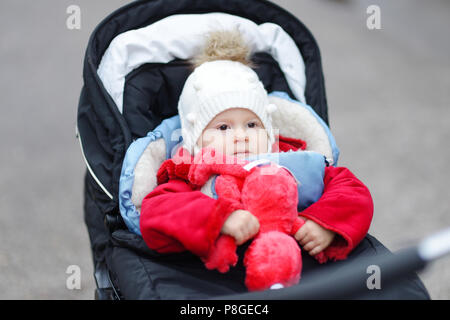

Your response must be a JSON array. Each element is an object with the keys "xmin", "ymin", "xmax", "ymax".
[{"xmin": 76, "ymin": 126, "xmax": 114, "ymax": 200}]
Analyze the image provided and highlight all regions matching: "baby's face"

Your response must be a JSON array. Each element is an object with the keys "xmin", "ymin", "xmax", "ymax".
[{"xmin": 196, "ymin": 108, "xmax": 269, "ymax": 159}]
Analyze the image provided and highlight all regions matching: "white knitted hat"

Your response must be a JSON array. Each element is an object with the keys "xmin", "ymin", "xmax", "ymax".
[{"xmin": 178, "ymin": 59, "xmax": 277, "ymax": 155}]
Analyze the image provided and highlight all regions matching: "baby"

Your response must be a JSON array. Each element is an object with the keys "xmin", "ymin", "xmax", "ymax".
[
  {"xmin": 140, "ymin": 30, "xmax": 373, "ymax": 288},
  {"xmin": 195, "ymin": 106, "xmax": 335, "ymax": 255},
  {"xmin": 186, "ymin": 104, "xmax": 333, "ymax": 290}
]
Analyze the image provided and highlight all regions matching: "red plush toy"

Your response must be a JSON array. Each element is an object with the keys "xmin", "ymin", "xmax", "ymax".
[{"xmin": 188, "ymin": 148, "xmax": 306, "ymax": 291}]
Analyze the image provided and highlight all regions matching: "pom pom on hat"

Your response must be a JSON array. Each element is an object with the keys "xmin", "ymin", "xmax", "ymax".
[
  {"xmin": 266, "ymin": 103, "xmax": 277, "ymax": 114},
  {"xmin": 190, "ymin": 29, "xmax": 255, "ymax": 68},
  {"xmin": 186, "ymin": 112, "xmax": 197, "ymax": 124}
]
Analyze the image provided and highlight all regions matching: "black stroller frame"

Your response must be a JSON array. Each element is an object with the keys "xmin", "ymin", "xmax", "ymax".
[{"xmin": 77, "ymin": 0, "xmax": 441, "ymax": 300}]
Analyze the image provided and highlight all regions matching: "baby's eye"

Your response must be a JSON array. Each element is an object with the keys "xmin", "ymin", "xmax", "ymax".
[
  {"xmin": 247, "ymin": 122, "xmax": 259, "ymax": 128},
  {"xmin": 218, "ymin": 124, "xmax": 229, "ymax": 131}
]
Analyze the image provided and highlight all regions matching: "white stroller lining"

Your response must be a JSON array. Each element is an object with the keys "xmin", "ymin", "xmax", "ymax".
[
  {"xmin": 97, "ymin": 12, "xmax": 307, "ymax": 113},
  {"xmin": 270, "ymin": 95, "xmax": 334, "ymax": 160},
  {"xmin": 129, "ymin": 93, "xmax": 338, "ymax": 215},
  {"xmin": 131, "ymin": 138, "xmax": 166, "ymax": 211}
]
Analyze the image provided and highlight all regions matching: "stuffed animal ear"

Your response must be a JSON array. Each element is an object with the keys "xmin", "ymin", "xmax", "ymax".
[{"xmin": 202, "ymin": 235, "xmax": 238, "ymax": 273}]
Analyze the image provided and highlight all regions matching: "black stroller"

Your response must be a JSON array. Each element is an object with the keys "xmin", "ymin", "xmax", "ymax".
[{"xmin": 77, "ymin": 0, "xmax": 434, "ymax": 300}]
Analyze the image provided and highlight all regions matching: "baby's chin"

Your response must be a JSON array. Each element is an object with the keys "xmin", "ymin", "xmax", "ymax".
[{"xmin": 233, "ymin": 151, "xmax": 254, "ymax": 159}]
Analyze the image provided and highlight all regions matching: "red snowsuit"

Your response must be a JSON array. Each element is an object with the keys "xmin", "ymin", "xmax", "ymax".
[{"xmin": 140, "ymin": 136, "xmax": 373, "ymax": 273}]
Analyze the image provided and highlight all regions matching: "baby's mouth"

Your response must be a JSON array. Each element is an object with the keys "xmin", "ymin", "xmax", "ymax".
[{"xmin": 234, "ymin": 151, "xmax": 251, "ymax": 157}]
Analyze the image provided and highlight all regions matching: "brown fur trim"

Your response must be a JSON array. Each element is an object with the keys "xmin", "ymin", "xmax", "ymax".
[{"xmin": 190, "ymin": 28, "xmax": 255, "ymax": 69}]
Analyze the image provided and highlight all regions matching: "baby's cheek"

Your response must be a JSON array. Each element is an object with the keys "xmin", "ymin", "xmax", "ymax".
[
  {"xmin": 257, "ymin": 130, "xmax": 269, "ymax": 153},
  {"xmin": 246, "ymin": 128, "xmax": 268, "ymax": 154},
  {"xmin": 223, "ymin": 134, "xmax": 236, "ymax": 154},
  {"xmin": 199, "ymin": 130, "xmax": 225, "ymax": 150},
  {"xmin": 198, "ymin": 129, "xmax": 216, "ymax": 147}
]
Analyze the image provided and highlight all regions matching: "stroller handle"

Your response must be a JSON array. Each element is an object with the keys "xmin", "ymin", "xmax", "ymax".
[
  {"xmin": 418, "ymin": 227, "xmax": 450, "ymax": 262},
  {"xmin": 212, "ymin": 227, "xmax": 450, "ymax": 300}
]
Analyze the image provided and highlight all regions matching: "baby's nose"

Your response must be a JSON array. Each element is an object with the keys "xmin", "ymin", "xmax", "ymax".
[{"xmin": 234, "ymin": 127, "xmax": 249, "ymax": 142}]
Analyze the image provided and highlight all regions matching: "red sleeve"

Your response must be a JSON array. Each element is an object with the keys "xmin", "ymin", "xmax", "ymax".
[
  {"xmin": 299, "ymin": 166, "xmax": 374, "ymax": 263},
  {"xmin": 139, "ymin": 179, "xmax": 242, "ymax": 258}
]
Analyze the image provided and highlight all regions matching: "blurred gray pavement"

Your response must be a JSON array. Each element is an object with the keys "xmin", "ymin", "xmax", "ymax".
[{"xmin": 0, "ymin": 0, "xmax": 448, "ymax": 299}]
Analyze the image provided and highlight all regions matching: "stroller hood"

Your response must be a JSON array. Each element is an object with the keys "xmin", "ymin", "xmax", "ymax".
[{"xmin": 77, "ymin": 0, "xmax": 328, "ymax": 209}]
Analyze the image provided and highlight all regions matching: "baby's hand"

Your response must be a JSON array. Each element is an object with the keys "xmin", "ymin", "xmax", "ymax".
[
  {"xmin": 221, "ymin": 209, "xmax": 260, "ymax": 245},
  {"xmin": 294, "ymin": 218, "xmax": 335, "ymax": 256}
]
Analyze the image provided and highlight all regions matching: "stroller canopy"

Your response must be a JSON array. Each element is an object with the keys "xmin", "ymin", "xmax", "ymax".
[{"xmin": 77, "ymin": 0, "xmax": 328, "ymax": 206}]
